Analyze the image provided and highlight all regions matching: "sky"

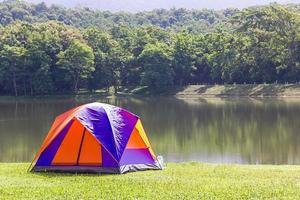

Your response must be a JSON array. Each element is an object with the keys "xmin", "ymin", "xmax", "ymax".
[{"xmin": 26, "ymin": 0, "xmax": 300, "ymax": 12}]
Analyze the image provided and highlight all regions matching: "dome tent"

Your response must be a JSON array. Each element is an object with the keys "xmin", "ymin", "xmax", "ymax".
[{"xmin": 30, "ymin": 102, "xmax": 162, "ymax": 174}]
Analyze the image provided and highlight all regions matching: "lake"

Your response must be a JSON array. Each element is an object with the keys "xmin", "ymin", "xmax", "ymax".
[{"xmin": 0, "ymin": 96, "xmax": 300, "ymax": 164}]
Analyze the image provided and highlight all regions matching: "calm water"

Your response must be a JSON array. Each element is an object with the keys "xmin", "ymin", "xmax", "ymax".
[{"xmin": 0, "ymin": 96, "xmax": 300, "ymax": 164}]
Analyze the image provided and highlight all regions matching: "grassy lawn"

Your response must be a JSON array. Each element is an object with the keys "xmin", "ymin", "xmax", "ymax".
[{"xmin": 1, "ymin": 163, "xmax": 300, "ymax": 199}]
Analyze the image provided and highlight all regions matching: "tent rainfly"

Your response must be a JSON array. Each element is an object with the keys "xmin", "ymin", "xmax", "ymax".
[{"xmin": 30, "ymin": 102, "xmax": 162, "ymax": 174}]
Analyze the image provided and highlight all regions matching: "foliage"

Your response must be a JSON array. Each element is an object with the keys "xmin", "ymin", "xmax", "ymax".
[
  {"xmin": 57, "ymin": 39, "xmax": 95, "ymax": 92},
  {"xmin": 139, "ymin": 43, "xmax": 174, "ymax": 89},
  {"xmin": 0, "ymin": 2, "xmax": 300, "ymax": 95},
  {"xmin": 0, "ymin": 0, "xmax": 234, "ymax": 34}
]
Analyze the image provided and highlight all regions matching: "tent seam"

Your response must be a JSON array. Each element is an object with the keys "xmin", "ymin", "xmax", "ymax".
[
  {"xmin": 74, "ymin": 116, "xmax": 120, "ymax": 165},
  {"xmin": 101, "ymin": 105, "xmax": 121, "ymax": 166}
]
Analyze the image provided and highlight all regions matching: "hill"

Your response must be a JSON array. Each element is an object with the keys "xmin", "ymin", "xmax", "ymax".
[{"xmin": 1, "ymin": 1, "xmax": 300, "ymax": 96}]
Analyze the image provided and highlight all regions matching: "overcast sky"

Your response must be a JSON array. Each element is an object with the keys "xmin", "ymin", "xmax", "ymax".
[{"xmin": 25, "ymin": 0, "xmax": 300, "ymax": 12}]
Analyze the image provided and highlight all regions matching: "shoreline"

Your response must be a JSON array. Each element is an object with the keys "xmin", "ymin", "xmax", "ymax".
[
  {"xmin": 174, "ymin": 84, "xmax": 300, "ymax": 98},
  {"xmin": 1, "ymin": 84, "xmax": 300, "ymax": 98}
]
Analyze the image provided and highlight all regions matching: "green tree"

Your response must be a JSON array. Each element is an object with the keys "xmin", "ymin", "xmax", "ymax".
[
  {"xmin": 84, "ymin": 28, "xmax": 113, "ymax": 92},
  {"xmin": 172, "ymin": 31, "xmax": 195, "ymax": 85},
  {"xmin": 233, "ymin": 4, "xmax": 300, "ymax": 83},
  {"xmin": 57, "ymin": 39, "xmax": 95, "ymax": 92},
  {"xmin": 84, "ymin": 28, "xmax": 131, "ymax": 93},
  {"xmin": 0, "ymin": 45, "xmax": 27, "ymax": 96},
  {"xmin": 0, "ymin": 22, "xmax": 32, "ymax": 96},
  {"xmin": 25, "ymin": 27, "xmax": 54, "ymax": 95},
  {"xmin": 139, "ymin": 43, "xmax": 174, "ymax": 89}
]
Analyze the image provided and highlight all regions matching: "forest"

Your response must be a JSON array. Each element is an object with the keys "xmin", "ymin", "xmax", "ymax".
[{"xmin": 0, "ymin": 0, "xmax": 300, "ymax": 96}]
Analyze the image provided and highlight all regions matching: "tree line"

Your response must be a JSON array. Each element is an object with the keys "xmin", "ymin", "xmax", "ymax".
[
  {"xmin": 0, "ymin": 0, "xmax": 237, "ymax": 34},
  {"xmin": 1, "ymin": 0, "xmax": 299, "ymax": 34},
  {"xmin": 0, "ymin": 2, "xmax": 300, "ymax": 96}
]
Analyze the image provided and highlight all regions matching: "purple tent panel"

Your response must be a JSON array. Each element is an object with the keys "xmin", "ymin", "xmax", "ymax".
[
  {"xmin": 102, "ymin": 104, "xmax": 138, "ymax": 161},
  {"xmin": 101, "ymin": 146, "xmax": 119, "ymax": 168},
  {"xmin": 76, "ymin": 106, "xmax": 119, "ymax": 160},
  {"xmin": 119, "ymin": 148, "xmax": 155, "ymax": 166}
]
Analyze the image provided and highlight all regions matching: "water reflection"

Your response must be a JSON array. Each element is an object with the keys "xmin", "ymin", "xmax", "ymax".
[{"xmin": 0, "ymin": 96, "xmax": 300, "ymax": 164}]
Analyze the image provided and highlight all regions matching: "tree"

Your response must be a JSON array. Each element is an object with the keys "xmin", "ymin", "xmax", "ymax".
[
  {"xmin": 84, "ymin": 28, "xmax": 113, "ymax": 92},
  {"xmin": 0, "ymin": 22, "xmax": 32, "ymax": 96},
  {"xmin": 191, "ymin": 35, "xmax": 212, "ymax": 84},
  {"xmin": 0, "ymin": 45, "xmax": 27, "ymax": 96},
  {"xmin": 25, "ymin": 27, "xmax": 54, "ymax": 95},
  {"xmin": 84, "ymin": 28, "xmax": 131, "ymax": 93},
  {"xmin": 233, "ymin": 4, "xmax": 300, "ymax": 83},
  {"xmin": 139, "ymin": 43, "xmax": 174, "ymax": 89},
  {"xmin": 109, "ymin": 26, "xmax": 134, "ymax": 91},
  {"xmin": 1, "ymin": 2, "xmax": 300, "ymax": 95},
  {"xmin": 36, "ymin": 22, "xmax": 84, "ymax": 92},
  {"xmin": 57, "ymin": 39, "xmax": 95, "ymax": 92},
  {"xmin": 172, "ymin": 31, "xmax": 195, "ymax": 85}
]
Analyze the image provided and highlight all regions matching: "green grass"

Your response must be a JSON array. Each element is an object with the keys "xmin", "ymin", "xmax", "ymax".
[{"xmin": 1, "ymin": 163, "xmax": 300, "ymax": 199}]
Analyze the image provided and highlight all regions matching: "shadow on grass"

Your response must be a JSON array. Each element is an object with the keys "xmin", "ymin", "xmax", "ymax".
[{"xmin": 30, "ymin": 171, "xmax": 115, "ymax": 178}]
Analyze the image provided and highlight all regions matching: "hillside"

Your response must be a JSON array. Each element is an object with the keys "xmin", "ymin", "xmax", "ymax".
[
  {"xmin": 1, "ymin": 1, "xmax": 300, "ymax": 96},
  {"xmin": 0, "ymin": 0, "xmax": 235, "ymax": 34},
  {"xmin": 1, "ymin": 1, "xmax": 299, "ymax": 34},
  {"xmin": 25, "ymin": 0, "xmax": 300, "ymax": 12}
]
